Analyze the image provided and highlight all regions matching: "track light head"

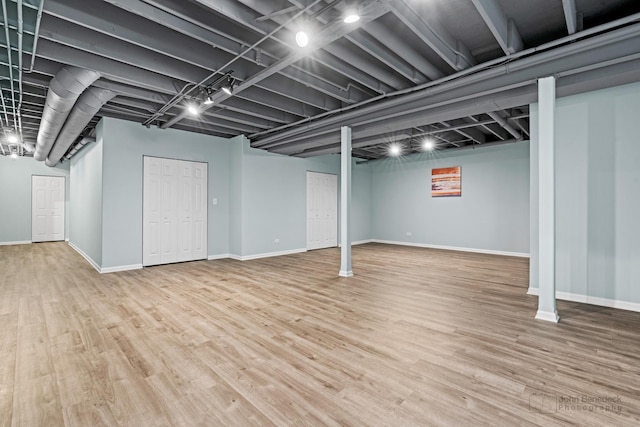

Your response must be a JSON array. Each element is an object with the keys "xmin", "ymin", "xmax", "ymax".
[
  {"xmin": 221, "ymin": 77, "xmax": 235, "ymax": 96},
  {"xmin": 7, "ymin": 132, "xmax": 18, "ymax": 143},
  {"xmin": 422, "ymin": 138, "xmax": 435, "ymax": 151}
]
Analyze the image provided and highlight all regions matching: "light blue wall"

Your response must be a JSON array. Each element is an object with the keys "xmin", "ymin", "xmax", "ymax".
[
  {"xmin": 530, "ymin": 81, "xmax": 640, "ymax": 304},
  {"xmin": 239, "ymin": 138, "xmax": 341, "ymax": 256},
  {"xmin": 229, "ymin": 137, "xmax": 371, "ymax": 257},
  {"xmin": 352, "ymin": 160, "xmax": 372, "ymax": 242},
  {"xmin": 370, "ymin": 143, "xmax": 530, "ymax": 254},
  {"xmin": 69, "ymin": 126, "xmax": 103, "ymax": 265},
  {"xmin": 0, "ymin": 154, "xmax": 70, "ymax": 244},
  {"xmin": 100, "ymin": 118, "xmax": 232, "ymax": 268}
]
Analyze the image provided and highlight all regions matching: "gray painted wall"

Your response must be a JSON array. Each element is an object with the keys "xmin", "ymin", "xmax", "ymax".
[
  {"xmin": 0, "ymin": 154, "xmax": 70, "ymax": 244},
  {"xmin": 530, "ymin": 81, "xmax": 640, "ymax": 304},
  {"xmin": 370, "ymin": 142, "xmax": 531, "ymax": 254},
  {"xmin": 69, "ymin": 126, "xmax": 104, "ymax": 265},
  {"xmin": 100, "ymin": 118, "xmax": 232, "ymax": 268}
]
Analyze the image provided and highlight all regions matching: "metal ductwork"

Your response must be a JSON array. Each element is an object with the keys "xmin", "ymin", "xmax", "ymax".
[
  {"xmin": 34, "ymin": 67, "xmax": 101, "ymax": 161},
  {"xmin": 64, "ymin": 136, "xmax": 96, "ymax": 160},
  {"xmin": 45, "ymin": 88, "xmax": 115, "ymax": 167}
]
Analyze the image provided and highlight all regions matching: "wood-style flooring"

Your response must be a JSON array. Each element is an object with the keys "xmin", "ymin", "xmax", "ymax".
[{"xmin": 1, "ymin": 242, "xmax": 639, "ymax": 426}]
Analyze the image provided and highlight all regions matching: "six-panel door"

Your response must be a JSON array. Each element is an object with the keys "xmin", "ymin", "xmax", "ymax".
[{"xmin": 32, "ymin": 175, "xmax": 65, "ymax": 243}]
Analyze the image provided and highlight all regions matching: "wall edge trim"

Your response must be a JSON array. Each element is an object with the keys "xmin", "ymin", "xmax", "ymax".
[
  {"xmin": 0, "ymin": 240, "xmax": 31, "ymax": 246},
  {"xmin": 68, "ymin": 241, "xmax": 101, "ymax": 273},
  {"xmin": 526, "ymin": 287, "xmax": 640, "ymax": 313},
  {"xmin": 371, "ymin": 239, "xmax": 530, "ymax": 258}
]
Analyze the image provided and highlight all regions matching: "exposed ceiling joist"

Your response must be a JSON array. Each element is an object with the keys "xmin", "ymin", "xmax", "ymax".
[{"xmin": 471, "ymin": 0, "xmax": 523, "ymax": 55}]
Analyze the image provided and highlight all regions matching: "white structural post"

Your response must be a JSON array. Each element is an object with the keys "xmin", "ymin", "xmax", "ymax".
[
  {"xmin": 536, "ymin": 76, "xmax": 559, "ymax": 322},
  {"xmin": 339, "ymin": 126, "xmax": 353, "ymax": 277}
]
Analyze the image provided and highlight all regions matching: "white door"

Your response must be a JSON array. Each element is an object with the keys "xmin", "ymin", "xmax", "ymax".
[
  {"xmin": 143, "ymin": 157, "xmax": 207, "ymax": 266},
  {"xmin": 191, "ymin": 161, "xmax": 208, "ymax": 261},
  {"xmin": 32, "ymin": 175, "xmax": 65, "ymax": 242},
  {"xmin": 307, "ymin": 172, "xmax": 337, "ymax": 250},
  {"xmin": 143, "ymin": 157, "xmax": 163, "ymax": 266}
]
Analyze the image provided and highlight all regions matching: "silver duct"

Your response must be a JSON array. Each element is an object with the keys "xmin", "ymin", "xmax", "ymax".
[
  {"xmin": 45, "ymin": 88, "xmax": 115, "ymax": 167},
  {"xmin": 64, "ymin": 136, "xmax": 96, "ymax": 160},
  {"xmin": 34, "ymin": 67, "xmax": 100, "ymax": 161}
]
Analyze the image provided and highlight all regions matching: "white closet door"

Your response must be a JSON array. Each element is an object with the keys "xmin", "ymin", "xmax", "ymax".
[
  {"xmin": 32, "ymin": 175, "xmax": 65, "ymax": 242},
  {"xmin": 144, "ymin": 157, "xmax": 207, "ymax": 266},
  {"xmin": 143, "ymin": 157, "xmax": 163, "ymax": 266},
  {"xmin": 306, "ymin": 172, "xmax": 337, "ymax": 250},
  {"xmin": 160, "ymin": 158, "xmax": 178, "ymax": 264},
  {"xmin": 191, "ymin": 161, "xmax": 208, "ymax": 261}
]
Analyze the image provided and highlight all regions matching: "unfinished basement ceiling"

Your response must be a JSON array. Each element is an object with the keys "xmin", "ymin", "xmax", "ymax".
[{"xmin": 2, "ymin": 0, "xmax": 640, "ymax": 160}]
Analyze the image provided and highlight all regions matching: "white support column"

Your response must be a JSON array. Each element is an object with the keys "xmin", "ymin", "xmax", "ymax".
[
  {"xmin": 339, "ymin": 126, "xmax": 353, "ymax": 277},
  {"xmin": 536, "ymin": 76, "xmax": 559, "ymax": 323}
]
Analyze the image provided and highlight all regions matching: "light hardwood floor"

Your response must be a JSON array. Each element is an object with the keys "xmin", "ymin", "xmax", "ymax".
[{"xmin": 1, "ymin": 242, "xmax": 639, "ymax": 426}]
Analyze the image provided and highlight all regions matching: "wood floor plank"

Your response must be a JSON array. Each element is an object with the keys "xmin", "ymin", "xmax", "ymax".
[{"xmin": 1, "ymin": 241, "xmax": 640, "ymax": 426}]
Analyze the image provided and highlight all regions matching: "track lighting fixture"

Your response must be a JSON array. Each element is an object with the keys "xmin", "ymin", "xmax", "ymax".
[
  {"xmin": 203, "ymin": 88, "xmax": 214, "ymax": 105},
  {"xmin": 221, "ymin": 77, "xmax": 235, "ymax": 96}
]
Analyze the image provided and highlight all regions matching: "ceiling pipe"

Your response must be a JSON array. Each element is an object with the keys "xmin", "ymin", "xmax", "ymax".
[
  {"xmin": 64, "ymin": 136, "xmax": 96, "ymax": 160},
  {"xmin": 1, "ymin": 0, "xmax": 17, "ymax": 133},
  {"xmin": 486, "ymin": 111, "xmax": 522, "ymax": 140},
  {"xmin": 46, "ymin": 88, "xmax": 115, "ymax": 167}
]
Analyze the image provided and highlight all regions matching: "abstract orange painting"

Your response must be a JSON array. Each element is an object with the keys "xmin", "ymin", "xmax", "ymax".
[{"xmin": 432, "ymin": 166, "xmax": 461, "ymax": 197}]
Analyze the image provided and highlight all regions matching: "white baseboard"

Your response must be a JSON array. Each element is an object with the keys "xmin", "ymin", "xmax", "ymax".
[
  {"xmin": 68, "ymin": 241, "xmax": 142, "ymax": 274},
  {"xmin": 535, "ymin": 310, "xmax": 560, "ymax": 323},
  {"xmin": 101, "ymin": 264, "xmax": 143, "ymax": 274},
  {"xmin": 527, "ymin": 287, "xmax": 640, "ymax": 313},
  {"xmin": 338, "ymin": 239, "xmax": 373, "ymax": 247},
  {"xmin": 228, "ymin": 248, "xmax": 307, "ymax": 261},
  {"xmin": 207, "ymin": 253, "xmax": 231, "ymax": 260},
  {"xmin": 371, "ymin": 239, "xmax": 530, "ymax": 258},
  {"xmin": 0, "ymin": 240, "xmax": 31, "ymax": 246},
  {"xmin": 68, "ymin": 241, "xmax": 101, "ymax": 273}
]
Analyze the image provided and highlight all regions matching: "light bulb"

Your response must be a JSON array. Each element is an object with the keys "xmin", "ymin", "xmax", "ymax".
[{"xmin": 296, "ymin": 31, "xmax": 309, "ymax": 47}]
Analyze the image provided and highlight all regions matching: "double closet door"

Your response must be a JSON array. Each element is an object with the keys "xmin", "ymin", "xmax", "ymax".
[{"xmin": 143, "ymin": 156, "xmax": 207, "ymax": 266}]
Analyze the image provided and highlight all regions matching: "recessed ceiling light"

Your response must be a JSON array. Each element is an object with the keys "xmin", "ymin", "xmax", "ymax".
[
  {"xmin": 422, "ymin": 138, "xmax": 435, "ymax": 151},
  {"xmin": 344, "ymin": 12, "xmax": 360, "ymax": 24},
  {"xmin": 389, "ymin": 143, "xmax": 402, "ymax": 156},
  {"xmin": 296, "ymin": 31, "xmax": 309, "ymax": 47}
]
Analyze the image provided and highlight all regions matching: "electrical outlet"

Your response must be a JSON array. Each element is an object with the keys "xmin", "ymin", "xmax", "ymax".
[
  {"xmin": 274, "ymin": 238, "xmax": 280, "ymax": 243},
  {"xmin": 212, "ymin": 198, "xmax": 218, "ymax": 206},
  {"xmin": 406, "ymin": 232, "xmax": 412, "ymax": 237}
]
